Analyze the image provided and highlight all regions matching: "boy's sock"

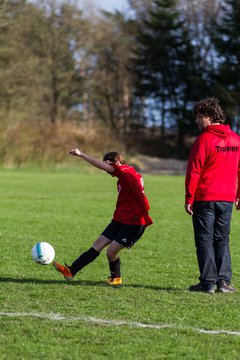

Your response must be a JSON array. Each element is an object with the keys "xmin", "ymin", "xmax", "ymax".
[
  {"xmin": 69, "ymin": 247, "xmax": 99, "ymax": 276},
  {"xmin": 109, "ymin": 257, "xmax": 121, "ymax": 278}
]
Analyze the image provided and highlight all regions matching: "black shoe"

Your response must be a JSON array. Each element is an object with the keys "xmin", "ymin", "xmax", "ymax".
[
  {"xmin": 217, "ymin": 281, "xmax": 236, "ymax": 293},
  {"xmin": 189, "ymin": 282, "xmax": 216, "ymax": 294}
]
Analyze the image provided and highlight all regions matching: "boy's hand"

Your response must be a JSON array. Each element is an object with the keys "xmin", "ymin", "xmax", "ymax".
[{"xmin": 69, "ymin": 148, "xmax": 82, "ymax": 157}]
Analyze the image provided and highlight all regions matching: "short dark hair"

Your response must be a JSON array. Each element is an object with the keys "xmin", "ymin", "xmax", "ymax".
[
  {"xmin": 103, "ymin": 151, "xmax": 124, "ymax": 163},
  {"xmin": 194, "ymin": 97, "xmax": 226, "ymax": 124}
]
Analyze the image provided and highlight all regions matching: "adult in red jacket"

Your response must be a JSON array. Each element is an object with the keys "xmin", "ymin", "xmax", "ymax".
[
  {"xmin": 53, "ymin": 150, "xmax": 153, "ymax": 285},
  {"xmin": 185, "ymin": 98, "xmax": 240, "ymax": 294}
]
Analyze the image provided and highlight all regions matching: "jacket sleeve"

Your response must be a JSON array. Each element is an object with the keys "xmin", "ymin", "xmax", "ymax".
[
  {"xmin": 185, "ymin": 136, "xmax": 207, "ymax": 204},
  {"xmin": 237, "ymin": 158, "xmax": 240, "ymax": 200}
]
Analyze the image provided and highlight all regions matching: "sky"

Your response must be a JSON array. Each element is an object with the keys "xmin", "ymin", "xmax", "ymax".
[{"xmin": 79, "ymin": 0, "xmax": 129, "ymax": 13}]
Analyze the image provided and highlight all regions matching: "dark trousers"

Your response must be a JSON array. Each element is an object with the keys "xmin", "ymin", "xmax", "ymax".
[{"xmin": 192, "ymin": 201, "xmax": 233, "ymax": 286}]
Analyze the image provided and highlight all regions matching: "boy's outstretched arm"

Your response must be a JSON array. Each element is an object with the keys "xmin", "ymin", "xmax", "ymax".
[{"xmin": 69, "ymin": 148, "xmax": 115, "ymax": 173}]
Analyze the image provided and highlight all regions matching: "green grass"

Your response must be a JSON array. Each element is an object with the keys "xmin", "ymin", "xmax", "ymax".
[{"xmin": 1, "ymin": 170, "xmax": 240, "ymax": 359}]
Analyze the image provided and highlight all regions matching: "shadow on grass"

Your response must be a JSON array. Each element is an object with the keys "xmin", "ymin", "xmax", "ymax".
[{"xmin": 0, "ymin": 276, "xmax": 182, "ymax": 292}]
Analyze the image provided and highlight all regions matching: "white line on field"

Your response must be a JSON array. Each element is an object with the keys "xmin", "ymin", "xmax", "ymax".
[{"xmin": 1, "ymin": 311, "xmax": 240, "ymax": 336}]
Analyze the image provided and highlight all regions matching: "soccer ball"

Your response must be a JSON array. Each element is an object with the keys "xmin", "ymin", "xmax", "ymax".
[{"xmin": 32, "ymin": 242, "xmax": 55, "ymax": 265}]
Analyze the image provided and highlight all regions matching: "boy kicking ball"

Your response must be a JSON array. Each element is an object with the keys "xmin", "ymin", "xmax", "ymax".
[{"xmin": 53, "ymin": 149, "xmax": 153, "ymax": 285}]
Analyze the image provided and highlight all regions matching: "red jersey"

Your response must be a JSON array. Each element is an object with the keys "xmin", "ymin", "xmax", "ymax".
[
  {"xmin": 109, "ymin": 163, "xmax": 153, "ymax": 226},
  {"xmin": 185, "ymin": 124, "xmax": 240, "ymax": 204}
]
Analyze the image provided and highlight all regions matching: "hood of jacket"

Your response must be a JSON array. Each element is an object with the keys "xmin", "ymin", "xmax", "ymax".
[{"xmin": 203, "ymin": 124, "xmax": 232, "ymax": 139}]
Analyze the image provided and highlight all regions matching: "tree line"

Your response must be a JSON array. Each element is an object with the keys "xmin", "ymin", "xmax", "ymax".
[{"xmin": 0, "ymin": 0, "xmax": 240, "ymax": 148}]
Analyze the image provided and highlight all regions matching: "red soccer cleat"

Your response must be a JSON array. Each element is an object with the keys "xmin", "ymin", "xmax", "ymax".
[{"xmin": 53, "ymin": 262, "xmax": 73, "ymax": 281}]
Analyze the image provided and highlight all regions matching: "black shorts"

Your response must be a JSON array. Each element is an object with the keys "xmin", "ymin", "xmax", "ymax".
[{"xmin": 101, "ymin": 220, "xmax": 146, "ymax": 249}]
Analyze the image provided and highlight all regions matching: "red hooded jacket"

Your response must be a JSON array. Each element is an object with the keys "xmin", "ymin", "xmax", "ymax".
[{"xmin": 185, "ymin": 124, "xmax": 240, "ymax": 204}]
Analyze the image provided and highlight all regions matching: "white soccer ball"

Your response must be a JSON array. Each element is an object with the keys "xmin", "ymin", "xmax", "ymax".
[{"xmin": 32, "ymin": 242, "xmax": 55, "ymax": 265}]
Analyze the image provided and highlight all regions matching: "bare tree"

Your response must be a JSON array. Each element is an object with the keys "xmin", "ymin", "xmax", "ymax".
[{"xmin": 87, "ymin": 11, "xmax": 136, "ymax": 136}]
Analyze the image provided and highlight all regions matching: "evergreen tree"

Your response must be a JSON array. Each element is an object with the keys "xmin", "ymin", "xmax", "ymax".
[
  {"xmin": 211, "ymin": 0, "xmax": 240, "ymax": 131},
  {"xmin": 133, "ymin": 0, "xmax": 196, "ymax": 144}
]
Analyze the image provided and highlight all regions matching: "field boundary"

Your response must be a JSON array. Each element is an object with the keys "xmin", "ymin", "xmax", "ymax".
[{"xmin": 1, "ymin": 311, "xmax": 240, "ymax": 337}]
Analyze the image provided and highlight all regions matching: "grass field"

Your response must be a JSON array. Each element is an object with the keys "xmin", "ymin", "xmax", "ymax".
[{"xmin": 1, "ymin": 169, "xmax": 240, "ymax": 359}]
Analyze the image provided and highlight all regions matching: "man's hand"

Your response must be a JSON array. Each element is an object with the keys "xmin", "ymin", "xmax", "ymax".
[
  {"xmin": 69, "ymin": 148, "xmax": 82, "ymax": 157},
  {"xmin": 185, "ymin": 203, "xmax": 193, "ymax": 215},
  {"xmin": 236, "ymin": 198, "xmax": 240, "ymax": 210}
]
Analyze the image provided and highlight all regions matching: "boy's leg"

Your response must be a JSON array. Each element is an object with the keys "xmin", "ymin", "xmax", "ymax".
[
  {"xmin": 69, "ymin": 235, "xmax": 111, "ymax": 275},
  {"xmin": 106, "ymin": 240, "xmax": 125, "ymax": 278},
  {"xmin": 53, "ymin": 235, "xmax": 111, "ymax": 279},
  {"xmin": 67, "ymin": 222, "xmax": 121, "ymax": 279},
  {"xmin": 105, "ymin": 224, "xmax": 146, "ymax": 284}
]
